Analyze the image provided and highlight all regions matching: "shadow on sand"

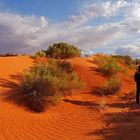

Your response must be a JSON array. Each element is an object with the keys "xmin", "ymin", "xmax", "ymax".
[
  {"xmin": 0, "ymin": 74, "xmax": 28, "ymax": 109},
  {"xmin": 86, "ymin": 93, "xmax": 140, "ymax": 140},
  {"xmin": 63, "ymin": 98, "xmax": 99, "ymax": 107}
]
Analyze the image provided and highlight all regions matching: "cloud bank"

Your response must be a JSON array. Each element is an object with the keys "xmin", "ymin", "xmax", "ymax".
[{"xmin": 0, "ymin": 0, "xmax": 139, "ymax": 57}]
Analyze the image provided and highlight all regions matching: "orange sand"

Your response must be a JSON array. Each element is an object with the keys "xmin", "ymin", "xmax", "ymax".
[{"xmin": 0, "ymin": 56, "xmax": 139, "ymax": 140}]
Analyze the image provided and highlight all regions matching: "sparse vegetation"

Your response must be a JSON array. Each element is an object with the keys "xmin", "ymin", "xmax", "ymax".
[
  {"xmin": 112, "ymin": 55, "xmax": 133, "ymax": 65},
  {"xmin": 112, "ymin": 55, "xmax": 137, "ymax": 69},
  {"xmin": 31, "ymin": 50, "xmax": 46, "ymax": 59},
  {"xmin": 44, "ymin": 42, "xmax": 81, "ymax": 58},
  {"xmin": 133, "ymin": 58, "xmax": 140, "ymax": 66},
  {"xmin": 94, "ymin": 55, "xmax": 122, "ymax": 95},
  {"xmin": 99, "ymin": 98, "xmax": 107, "ymax": 108},
  {"xmin": 60, "ymin": 60, "xmax": 73, "ymax": 73},
  {"xmin": 0, "ymin": 52, "xmax": 18, "ymax": 57},
  {"xmin": 95, "ymin": 56, "xmax": 122, "ymax": 77},
  {"xmin": 94, "ymin": 77, "xmax": 121, "ymax": 95},
  {"xmin": 19, "ymin": 59, "xmax": 84, "ymax": 112},
  {"xmin": 103, "ymin": 78, "xmax": 121, "ymax": 95}
]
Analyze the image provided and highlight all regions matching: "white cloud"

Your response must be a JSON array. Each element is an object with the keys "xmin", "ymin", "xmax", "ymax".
[
  {"xmin": 68, "ymin": 0, "xmax": 130, "ymax": 27},
  {"xmin": 123, "ymin": 1, "xmax": 140, "ymax": 33},
  {"xmin": 84, "ymin": 0, "xmax": 129, "ymax": 17},
  {"xmin": 0, "ymin": 13, "xmax": 49, "ymax": 53},
  {"xmin": 0, "ymin": 12, "xmax": 126, "ymax": 54},
  {"xmin": 124, "ymin": 1, "xmax": 140, "ymax": 20},
  {"xmin": 40, "ymin": 16, "xmax": 48, "ymax": 28},
  {"xmin": 116, "ymin": 44, "xmax": 140, "ymax": 57},
  {"xmin": 0, "ymin": 0, "xmax": 140, "ymax": 55}
]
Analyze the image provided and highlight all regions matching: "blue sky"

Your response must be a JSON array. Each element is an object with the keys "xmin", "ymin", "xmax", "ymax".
[
  {"xmin": 0, "ymin": 0, "xmax": 81, "ymax": 21},
  {"xmin": 0, "ymin": 0, "xmax": 140, "ymax": 57}
]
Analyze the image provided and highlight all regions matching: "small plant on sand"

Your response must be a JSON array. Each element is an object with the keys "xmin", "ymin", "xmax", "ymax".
[
  {"xmin": 20, "ymin": 59, "xmax": 84, "ymax": 112},
  {"xmin": 94, "ymin": 77, "xmax": 121, "ymax": 95},
  {"xmin": 103, "ymin": 78, "xmax": 121, "ymax": 95},
  {"xmin": 31, "ymin": 50, "xmax": 46, "ymax": 59},
  {"xmin": 95, "ymin": 56, "xmax": 121, "ymax": 77},
  {"xmin": 99, "ymin": 98, "xmax": 108, "ymax": 108},
  {"xmin": 50, "ymin": 94, "xmax": 62, "ymax": 105}
]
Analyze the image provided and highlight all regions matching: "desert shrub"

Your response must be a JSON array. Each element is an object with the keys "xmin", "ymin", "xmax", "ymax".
[
  {"xmin": 95, "ymin": 56, "xmax": 121, "ymax": 77},
  {"xmin": 20, "ymin": 64, "xmax": 57, "ymax": 112},
  {"xmin": 104, "ymin": 78, "xmax": 121, "ymax": 95},
  {"xmin": 133, "ymin": 59, "xmax": 140, "ymax": 65},
  {"xmin": 20, "ymin": 59, "xmax": 84, "ymax": 112},
  {"xmin": 126, "ymin": 64, "xmax": 137, "ymax": 70},
  {"xmin": 44, "ymin": 42, "xmax": 81, "ymax": 58},
  {"xmin": 112, "ymin": 55, "xmax": 133, "ymax": 65},
  {"xmin": 60, "ymin": 60, "xmax": 73, "ymax": 73},
  {"xmin": 50, "ymin": 94, "xmax": 62, "ymax": 105},
  {"xmin": 99, "ymin": 98, "xmax": 107, "ymax": 108},
  {"xmin": 112, "ymin": 55, "xmax": 137, "ymax": 70},
  {"xmin": 123, "ymin": 55, "xmax": 133, "ymax": 65},
  {"xmin": 31, "ymin": 50, "xmax": 46, "ymax": 59},
  {"xmin": 36, "ymin": 50, "xmax": 46, "ymax": 57},
  {"xmin": 47, "ymin": 59, "xmax": 84, "ymax": 91},
  {"xmin": 25, "ymin": 95, "xmax": 46, "ymax": 112},
  {"xmin": 94, "ymin": 78, "xmax": 121, "ymax": 95},
  {"xmin": 0, "ymin": 52, "xmax": 18, "ymax": 57},
  {"xmin": 67, "ymin": 72, "xmax": 85, "ymax": 90}
]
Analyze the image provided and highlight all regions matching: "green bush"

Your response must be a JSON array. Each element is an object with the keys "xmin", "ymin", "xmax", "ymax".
[
  {"xmin": 50, "ymin": 94, "xmax": 62, "ymax": 105},
  {"xmin": 67, "ymin": 72, "xmax": 85, "ymax": 90},
  {"xmin": 123, "ymin": 55, "xmax": 133, "ymax": 65},
  {"xmin": 95, "ymin": 56, "xmax": 121, "ymax": 77},
  {"xmin": 31, "ymin": 50, "xmax": 46, "ymax": 59},
  {"xmin": 112, "ymin": 55, "xmax": 133, "ymax": 65},
  {"xmin": 44, "ymin": 42, "xmax": 81, "ymax": 58},
  {"xmin": 104, "ymin": 78, "xmax": 121, "ymax": 95},
  {"xmin": 94, "ymin": 78, "xmax": 121, "ymax": 95},
  {"xmin": 19, "ymin": 59, "xmax": 84, "ymax": 112}
]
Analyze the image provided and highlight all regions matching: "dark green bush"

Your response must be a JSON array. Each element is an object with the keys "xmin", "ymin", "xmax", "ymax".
[
  {"xmin": 123, "ymin": 55, "xmax": 133, "ymax": 65},
  {"xmin": 44, "ymin": 42, "xmax": 81, "ymax": 58},
  {"xmin": 19, "ymin": 59, "xmax": 84, "ymax": 112}
]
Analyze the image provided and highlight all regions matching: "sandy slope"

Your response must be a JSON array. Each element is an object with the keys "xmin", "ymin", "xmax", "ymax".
[{"xmin": 0, "ymin": 56, "xmax": 139, "ymax": 140}]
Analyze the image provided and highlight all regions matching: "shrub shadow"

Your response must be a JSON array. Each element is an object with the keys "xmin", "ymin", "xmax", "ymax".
[
  {"xmin": 63, "ymin": 99, "xmax": 99, "ymax": 107},
  {"xmin": 89, "ymin": 66, "xmax": 106, "ymax": 77},
  {"xmin": 92, "ymin": 86, "xmax": 105, "ymax": 96},
  {"xmin": 86, "ymin": 96, "xmax": 140, "ymax": 140},
  {"xmin": 0, "ymin": 75, "xmax": 37, "ymax": 112},
  {"xmin": 0, "ymin": 74, "xmax": 53, "ymax": 113}
]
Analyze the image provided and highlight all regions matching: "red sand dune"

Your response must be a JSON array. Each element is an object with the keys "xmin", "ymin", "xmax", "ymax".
[{"xmin": 0, "ymin": 56, "xmax": 140, "ymax": 140}]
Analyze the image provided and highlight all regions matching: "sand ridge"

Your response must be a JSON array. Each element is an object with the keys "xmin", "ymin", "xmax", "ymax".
[{"xmin": 0, "ymin": 56, "xmax": 139, "ymax": 140}]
